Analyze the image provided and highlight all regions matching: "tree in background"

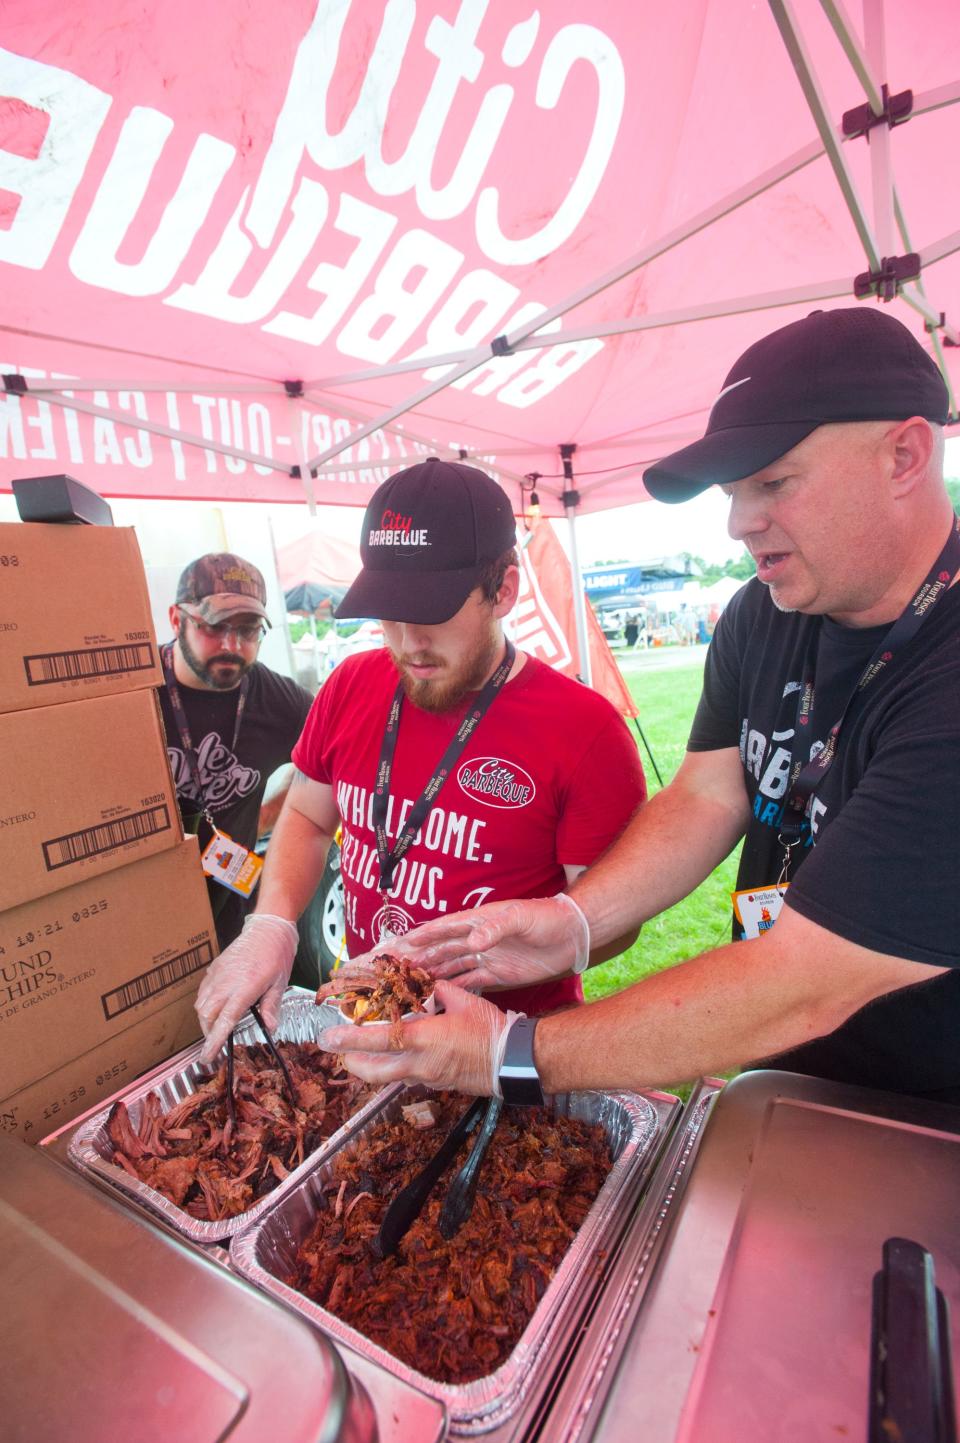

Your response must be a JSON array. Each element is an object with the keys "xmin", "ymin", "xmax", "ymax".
[{"xmin": 682, "ymin": 551, "xmax": 755, "ymax": 588}]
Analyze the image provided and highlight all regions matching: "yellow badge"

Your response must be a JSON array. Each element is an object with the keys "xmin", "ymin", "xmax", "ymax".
[{"xmin": 201, "ymin": 828, "xmax": 263, "ymax": 898}]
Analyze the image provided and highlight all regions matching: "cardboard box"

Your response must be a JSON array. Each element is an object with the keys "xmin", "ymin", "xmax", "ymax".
[
  {"xmin": 0, "ymin": 522, "xmax": 162, "ymax": 714},
  {"xmin": 2, "ymin": 997, "xmax": 205, "ymax": 1146},
  {"xmin": 0, "ymin": 839, "xmax": 215, "ymax": 1143},
  {"xmin": 0, "ymin": 688, "xmax": 182, "ymax": 911}
]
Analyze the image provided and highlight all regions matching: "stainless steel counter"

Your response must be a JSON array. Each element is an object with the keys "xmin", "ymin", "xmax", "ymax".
[
  {"xmin": 31, "ymin": 1063, "xmax": 960, "ymax": 1443},
  {"xmin": 1, "ymin": 1133, "xmax": 379, "ymax": 1443},
  {"xmin": 556, "ymin": 1070, "xmax": 960, "ymax": 1443}
]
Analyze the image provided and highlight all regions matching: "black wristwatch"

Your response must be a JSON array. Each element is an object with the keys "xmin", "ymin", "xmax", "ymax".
[{"xmin": 499, "ymin": 1016, "xmax": 545, "ymax": 1106}]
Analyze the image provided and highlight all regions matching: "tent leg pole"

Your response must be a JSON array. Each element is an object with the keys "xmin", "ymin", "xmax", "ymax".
[
  {"xmin": 632, "ymin": 717, "xmax": 665, "ymax": 790},
  {"xmin": 267, "ymin": 515, "xmax": 298, "ymax": 681},
  {"xmin": 560, "ymin": 445, "xmax": 592, "ymax": 688}
]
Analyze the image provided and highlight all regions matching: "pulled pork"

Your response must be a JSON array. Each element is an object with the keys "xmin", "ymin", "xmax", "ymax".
[
  {"xmin": 317, "ymin": 953, "xmax": 433, "ymax": 1025},
  {"xmin": 290, "ymin": 1091, "xmax": 613, "ymax": 1384},
  {"xmin": 107, "ymin": 1043, "xmax": 374, "ymax": 1221}
]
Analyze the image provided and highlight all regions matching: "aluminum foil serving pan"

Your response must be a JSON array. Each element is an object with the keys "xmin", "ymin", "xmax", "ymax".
[
  {"xmin": 230, "ymin": 1086, "xmax": 660, "ymax": 1435},
  {"xmin": 67, "ymin": 989, "xmax": 396, "ymax": 1244}
]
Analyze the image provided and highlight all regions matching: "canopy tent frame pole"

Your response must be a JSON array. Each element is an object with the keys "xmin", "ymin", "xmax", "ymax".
[
  {"xmin": 7, "ymin": 228, "xmax": 957, "ymax": 433},
  {"xmin": 300, "ymin": 243, "xmax": 954, "ymax": 379},
  {"xmin": 266, "ymin": 514, "xmax": 299, "ymax": 681},
  {"xmin": 769, "ymin": 0, "xmax": 881, "ymax": 267},
  {"xmin": 555, "ymin": 454, "xmax": 666, "ymax": 786},
  {"xmin": 824, "ymin": 0, "xmax": 897, "ymax": 254},
  {"xmin": 559, "ymin": 445, "xmax": 592, "ymax": 690},
  {"xmin": 774, "ymin": 0, "xmax": 960, "ymax": 366},
  {"xmin": 0, "ymin": 385, "xmax": 293, "ymax": 476},
  {"xmin": 283, "ymin": 80, "xmax": 957, "ymax": 396},
  {"xmin": 863, "ymin": 0, "xmax": 896, "ymax": 259},
  {"xmin": 300, "ymin": 137, "xmax": 841, "ymax": 475},
  {"xmin": 476, "ymin": 276, "xmax": 857, "ymax": 349},
  {"xmin": 892, "ymin": 209, "xmax": 959, "ymax": 421},
  {"xmin": 0, "ymin": 375, "xmax": 287, "ymax": 395},
  {"xmin": 287, "ymin": 390, "xmax": 318, "ymax": 516}
]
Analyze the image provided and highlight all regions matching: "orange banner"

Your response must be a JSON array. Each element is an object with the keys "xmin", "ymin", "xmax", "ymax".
[{"xmin": 514, "ymin": 523, "xmax": 638, "ymax": 719}]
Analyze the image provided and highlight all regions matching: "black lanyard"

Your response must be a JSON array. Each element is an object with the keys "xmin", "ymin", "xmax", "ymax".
[
  {"xmin": 372, "ymin": 641, "xmax": 515, "ymax": 894},
  {"xmin": 161, "ymin": 642, "xmax": 249, "ymax": 823},
  {"xmin": 777, "ymin": 519, "xmax": 960, "ymax": 874}
]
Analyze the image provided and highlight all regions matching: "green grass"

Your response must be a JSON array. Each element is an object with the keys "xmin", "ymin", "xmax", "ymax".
[{"xmin": 582, "ymin": 645, "xmax": 742, "ymax": 1004}]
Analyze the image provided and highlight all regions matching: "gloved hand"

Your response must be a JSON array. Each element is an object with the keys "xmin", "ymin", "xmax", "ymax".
[
  {"xmin": 195, "ymin": 913, "xmax": 299, "ymax": 1064},
  {"xmin": 400, "ymin": 893, "xmax": 590, "ymax": 992},
  {"xmin": 317, "ymin": 980, "xmax": 517, "ymax": 1097}
]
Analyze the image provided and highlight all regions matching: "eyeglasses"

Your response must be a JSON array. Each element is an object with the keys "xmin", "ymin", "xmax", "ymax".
[{"xmin": 177, "ymin": 606, "xmax": 266, "ymax": 645}]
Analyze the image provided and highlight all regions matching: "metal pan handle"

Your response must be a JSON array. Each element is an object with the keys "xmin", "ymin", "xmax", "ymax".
[{"xmin": 868, "ymin": 1236, "xmax": 957, "ymax": 1443}]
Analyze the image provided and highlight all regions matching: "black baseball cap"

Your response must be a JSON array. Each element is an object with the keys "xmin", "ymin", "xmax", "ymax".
[
  {"xmin": 336, "ymin": 457, "xmax": 518, "ymax": 624},
  {"xmin": 175, "ymin": 553, "xmax": 271, "ymax": 626},
  {"xmin": 644, "ymin": 306, "xmax": 950, "ymax": 503}
]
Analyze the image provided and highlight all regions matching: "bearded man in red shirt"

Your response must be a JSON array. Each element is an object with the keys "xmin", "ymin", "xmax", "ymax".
[{"xmin": 195, "ymin": 457, "xmax": 646, "ymax": 1062}]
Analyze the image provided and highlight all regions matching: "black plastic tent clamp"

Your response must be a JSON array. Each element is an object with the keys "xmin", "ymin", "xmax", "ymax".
[
  {"xmin": 843, "ymin": 84, "xmax": 913, "ymax": 141},
  {"xmin": 854, "ymin": 252, "xmax": 921, "ymax": 302}
]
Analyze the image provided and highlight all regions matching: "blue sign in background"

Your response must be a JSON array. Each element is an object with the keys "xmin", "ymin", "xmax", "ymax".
[{"xmin": 583, "ymin": 563, "xmax": 688, "ymax": 600}]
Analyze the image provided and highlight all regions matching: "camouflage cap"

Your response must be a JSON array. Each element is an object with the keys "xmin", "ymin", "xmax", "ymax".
[{"xmin": 175, "ymin": 553, "xmax": 271, "ymax": 626}]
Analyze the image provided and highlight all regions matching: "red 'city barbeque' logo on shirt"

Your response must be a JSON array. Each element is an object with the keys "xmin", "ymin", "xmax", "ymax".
[{"xmin": 457, "ymin": 756, "xmax": 535, "ymax": 809}]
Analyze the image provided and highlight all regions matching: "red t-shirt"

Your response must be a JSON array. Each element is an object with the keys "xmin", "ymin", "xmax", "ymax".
[{"xmin": 292, "ymin": 648, "xmax": 646, "ymax": 1015}]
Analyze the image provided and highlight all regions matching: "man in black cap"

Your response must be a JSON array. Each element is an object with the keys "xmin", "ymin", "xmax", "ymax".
[
  {"xmin": 160, "ymin": 553, "xmax": 312, "ymax": 949},
  {"xmin": 194, "ymin": 459, "xmax": 646, "ymax": 1062},
  {"xmin": 310, "ymin": 307, "xmax": 960, "ymax": 1108}
]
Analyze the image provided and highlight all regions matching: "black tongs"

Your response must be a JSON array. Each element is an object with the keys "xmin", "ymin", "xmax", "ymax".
[
  {"xmin": 438, "ymin": 1097, "xmax": 502, "ymax": 1240},
  {"xmin": 375, "ymin": 1096, "xmax": 486, "ymax": 1259},
  {"xmin": 224, "ymin": 1002, "xmax": 298, "ymax": 1126}
]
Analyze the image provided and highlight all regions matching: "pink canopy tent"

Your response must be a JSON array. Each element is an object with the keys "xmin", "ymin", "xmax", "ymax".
[{"xmin": 1, "ymin": 0, "xmax": 958, "ymax": 676}]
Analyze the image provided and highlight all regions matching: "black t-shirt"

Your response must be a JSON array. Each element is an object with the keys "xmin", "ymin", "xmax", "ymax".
[
  {"xmin": 689, "ymin": 577, "xmax": 960, "ymax": 1098},
  {"xmin": 158, "ymin": 657, "xmax": 313, "ymax": 947}
]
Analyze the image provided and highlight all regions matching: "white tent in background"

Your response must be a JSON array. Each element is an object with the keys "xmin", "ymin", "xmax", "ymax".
[{"xmin": 694, "ymin": 576, "xmax": 751, "ymax": 610}]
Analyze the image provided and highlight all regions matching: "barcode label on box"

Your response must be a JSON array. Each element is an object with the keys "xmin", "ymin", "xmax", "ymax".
[
  {"xmin": 24, "ymin": 642, "xmax": 155, "ymax": 686},
  {"xmin": 43, "ymin": 804, "xmax": 171, "ymax": 871},
  {"xmin": 101, "ymin": 939, "xmax": 215, "ymax": 1019}
]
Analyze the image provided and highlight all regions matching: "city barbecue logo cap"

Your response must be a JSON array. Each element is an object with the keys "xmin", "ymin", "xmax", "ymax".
[
  {"xmin": 336, "ymin": 457, "xmax": 518, "ymax": 624},
  {"xmin": 643, "ymin": 306, "xmax": 950, "ymax": 503},
  {"xmin": 175, "ymin": 552, "xmax": 271, "ymax": 626}
]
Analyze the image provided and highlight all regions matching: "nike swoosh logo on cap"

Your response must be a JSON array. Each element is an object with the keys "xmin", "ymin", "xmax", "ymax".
[{"xmin": 712, "ymin": 375, "xmax": 751, "ymax": 408}]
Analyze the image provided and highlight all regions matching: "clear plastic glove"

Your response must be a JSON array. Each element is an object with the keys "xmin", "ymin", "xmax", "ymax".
[
  {"xmin": 396, "ymin": 893, "xmax": 590, "ymax": 992},
  {"xmin": 317, "ymin": 980, "xmax": 517, "ymax": 1097},
  {"xmin": 195, "ymin": 913, "xmax": 299, "ymax": 1064}
]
